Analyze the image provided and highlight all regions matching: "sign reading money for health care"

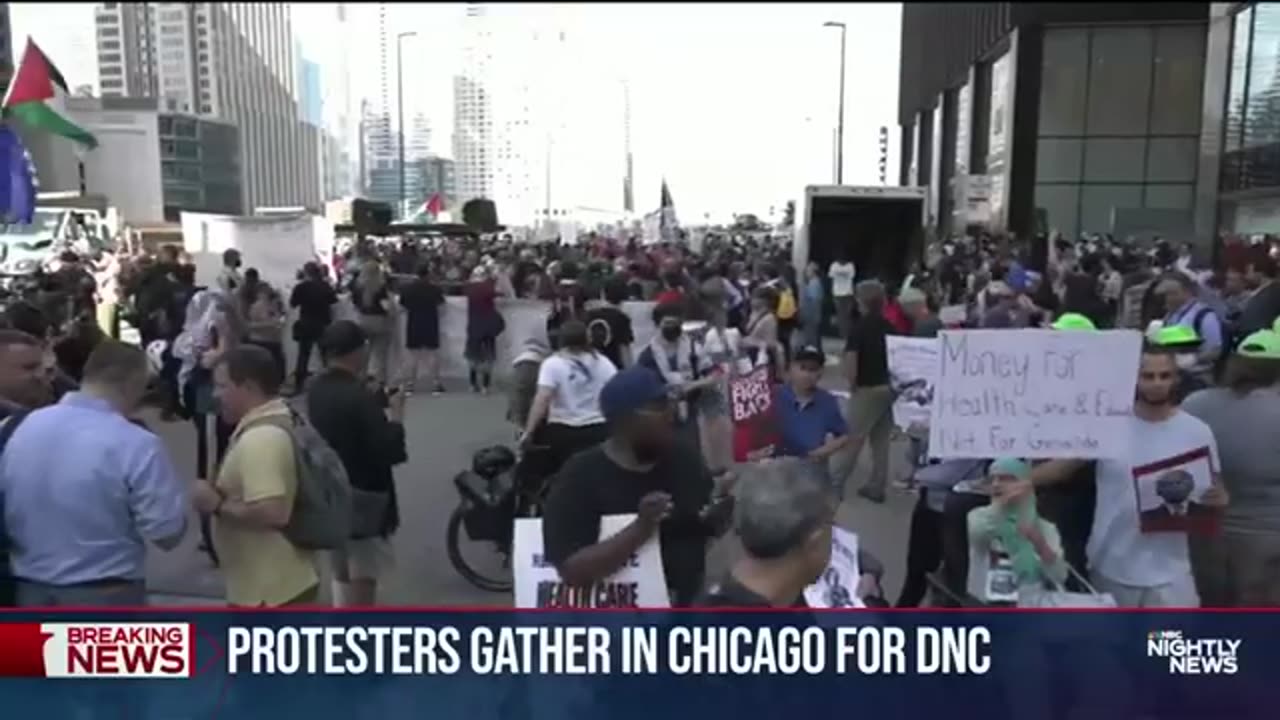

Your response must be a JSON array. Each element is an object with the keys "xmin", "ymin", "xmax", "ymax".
[{"xmin": 928, "ymin": 329, "xmax": 1142, "ymax": 459}]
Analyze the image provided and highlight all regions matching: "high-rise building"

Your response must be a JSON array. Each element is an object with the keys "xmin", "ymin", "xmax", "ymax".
[
  {"xmin": 622, "ymin": 78, "xmax": 633, "ymax": 214},
  {"xmin": 93, "ymin": 2, "xmax": 320, "ymax": 212},
  {"xmin": 898, "ymin": 3, "xmax": 1208, "ymax": 247},
  {"xmin": 0, "ymin": 4, "xmax": 12, "ymax": 97},
  {"xmin": 452, "ymin": 4, "xmax": 625, "ymax": 225},
  {"xmin": 405, "ymin": 111, "xmax": 431, "ymax": 162},
  {"xmin": 321, "ymin": 3, "xmax": 358, "ymax": 200}
]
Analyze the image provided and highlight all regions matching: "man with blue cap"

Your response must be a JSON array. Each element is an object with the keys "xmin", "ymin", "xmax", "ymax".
[{"xmin": 541, "ymin": 366, "xmax": 732, "ymax": 606}]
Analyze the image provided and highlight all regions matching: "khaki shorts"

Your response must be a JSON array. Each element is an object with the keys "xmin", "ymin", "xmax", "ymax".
[{"xmin": 330, "ymin": 537, "xmax": 395, "ymax": 583}]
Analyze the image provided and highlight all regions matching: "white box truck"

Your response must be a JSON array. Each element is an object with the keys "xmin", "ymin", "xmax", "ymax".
[{"xmin": 791, "ymin": 184, "xmax": 927, "ymax": 332}]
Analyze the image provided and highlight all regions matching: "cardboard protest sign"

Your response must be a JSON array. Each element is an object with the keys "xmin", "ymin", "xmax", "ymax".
[
  {"xmin": 1133, "ymin": 446, "xmax": 1221, "ymax": 535},
  {"xmin": 804, "ymin": 527, "xmax": 865, "ymax": 609},
  {"xmin": 513, "ymin": 514, "xmax": 669, "ymax": 609},
  {"xmin": 729, "ymin": 365, "xmax": 779, "ymax": 462},
  {"xmin": 928, "ymin": 329, "xmax": 1142, "ymax": 459},
  {"xmin": 887, "ymin": 336, "xmax": 938, "ymax": 431}
]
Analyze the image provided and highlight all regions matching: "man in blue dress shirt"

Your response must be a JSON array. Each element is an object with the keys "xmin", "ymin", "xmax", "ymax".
[
  {"xmin": 0, "ymin": 341, "xmax": 188, "ymax": 607},
  {"xmin": 774, "ymin": 345, "xmax": 851, "ymax": 499}
]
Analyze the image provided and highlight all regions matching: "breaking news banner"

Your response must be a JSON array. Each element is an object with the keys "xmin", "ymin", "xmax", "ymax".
[{"xmin": 0, "ymin": 611, "xmax": 1276, "ymax": 719}]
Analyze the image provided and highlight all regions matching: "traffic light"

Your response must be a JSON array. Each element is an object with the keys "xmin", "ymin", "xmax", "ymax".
[{"xmin": 878, "ymin": 126, "xmax": 889, "ymax": 185}]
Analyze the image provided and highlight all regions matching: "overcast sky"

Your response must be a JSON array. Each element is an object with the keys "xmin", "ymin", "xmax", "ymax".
[{"xmin": 15, "ymin": 2, "xmax": 902, "ymax": 222}]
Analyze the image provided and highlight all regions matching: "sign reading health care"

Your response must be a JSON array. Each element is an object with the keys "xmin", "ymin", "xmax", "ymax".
[
  {"xmin": 513, "ymin": 514, "xmax": 669, "ymax": 609},
  {"xmin": 928, "ymin": 329, "xmax": 1142, "ymax": 459}
]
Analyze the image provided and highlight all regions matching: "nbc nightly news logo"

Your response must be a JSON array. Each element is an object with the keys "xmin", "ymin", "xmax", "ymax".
[{"xmin": 1146, "ymin": 630, "xmax": 1240, "ymax": 675}]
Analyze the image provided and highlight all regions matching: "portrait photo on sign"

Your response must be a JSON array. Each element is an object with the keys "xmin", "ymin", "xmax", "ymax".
[{"xmin": 1131, "ymin": 446, "xmax": 1219, "ymax": 535}]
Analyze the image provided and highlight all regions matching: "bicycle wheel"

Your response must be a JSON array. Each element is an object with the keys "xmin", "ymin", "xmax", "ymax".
[{"xmin": 445, "ymin": 505, "xmax": 513, "ymax": 593}]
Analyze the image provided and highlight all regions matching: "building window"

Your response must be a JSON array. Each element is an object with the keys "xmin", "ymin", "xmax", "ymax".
[
  {"xmin": 100, "ymin": 39, "xmax": 120, "ymax": 50},
  {"xmin": 98, "ymin": 26, "xmax": 120, "ymax": 37},
  {"xmin": 100, "ymin": 78, "xmax": 123, "ymax": 90},
  {"xmin": 1034, "ymin": 24, "xmax": 1204, "ymax": 238},
  {"xmin": 99, "ymin": 52, "xmax": 121, "ymax": 64}
]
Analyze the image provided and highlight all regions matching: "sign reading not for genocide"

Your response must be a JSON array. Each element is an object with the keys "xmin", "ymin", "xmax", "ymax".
[{"xmin": 928, "ymin": 329, "xmax": 1142, "ymax": 459}]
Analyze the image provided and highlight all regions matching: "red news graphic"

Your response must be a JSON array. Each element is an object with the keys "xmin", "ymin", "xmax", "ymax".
[{"xmin": 0, "ymin": 623, "xmax": 195, "ymax": 679}]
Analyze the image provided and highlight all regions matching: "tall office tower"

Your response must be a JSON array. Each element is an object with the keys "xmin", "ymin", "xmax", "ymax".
[
  {"xmin": 452, "ymin": 2, "xmax": 495, "ymax": 207},
  {"xmin": 0, "ymin": 4, "xmax": 12, "ymax": 97},
  {"xmin": 405, "ymin": 111, "xmax": 432, "ymax": 162},
  {"xmin": 93, "ymin": 3, "xmax": 321, "ymax": 212},
  {"xmin": 94, "ymin": 3, "xmax": 158, "ymax": 100},
  {"xmin": 622, "ymin": 78, "xmax": 633, "ymax": 214},
  {"xmin": 321, "ymin": 2, "xmax": 358, "ymax": 199}
]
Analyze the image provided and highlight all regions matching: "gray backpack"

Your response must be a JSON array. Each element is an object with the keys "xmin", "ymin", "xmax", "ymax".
[{"xmin": 243, "ymin": 405, "xmax": 352, "ymax": 550}]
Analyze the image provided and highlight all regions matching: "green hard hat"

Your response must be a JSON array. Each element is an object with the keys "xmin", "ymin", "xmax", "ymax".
[
  {"xmin": 1051, "ymin": 313, "xmax": 1096, "ymax": 331},
  {"xmin": 1151, "ymin": 324, "xmax": 1202, "ymax": 348}
]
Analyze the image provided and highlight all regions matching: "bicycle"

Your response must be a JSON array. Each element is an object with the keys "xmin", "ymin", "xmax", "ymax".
[{"xmin": 445, "ymin": 444, "xmax": 554, "ymax": 593}]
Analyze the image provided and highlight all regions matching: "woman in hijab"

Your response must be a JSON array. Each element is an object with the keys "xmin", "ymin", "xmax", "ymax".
[
  {"xmin": 465, "ymin": 265, "xmax": 505, "ymax": 394},
  {"xmin": 172, "ymin": 287, "xmax": 241, "ymax": 566},
  {"xmin": 966, "ymin": 457, "xmax": 1068, "ymax": 602},
  {"xmin": 352, "ymin": 260, "xmax": 394, "ymax": 389}
]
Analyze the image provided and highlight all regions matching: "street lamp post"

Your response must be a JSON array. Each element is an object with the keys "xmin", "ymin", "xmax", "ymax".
[
  {"xmin": 396, "ymin": 31, "xmax": 417, "ymax": 219},
  {"xmin": 823, "ymin": 21, "xmax": 846, "ymax": 185}
]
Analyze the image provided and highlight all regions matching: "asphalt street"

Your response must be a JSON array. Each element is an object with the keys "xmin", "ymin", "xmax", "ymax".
[
  {"xmin": 142, "ymin": 324, "xmax": 915, "ymax": 606},
  {"xmin": 143, "ymin": 381, "xmax": 918, "ymax": 607}
]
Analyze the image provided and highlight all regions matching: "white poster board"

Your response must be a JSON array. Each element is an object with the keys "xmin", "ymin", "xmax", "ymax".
[
  {"xmin": 513, "ymin": 513, "xmax": 669, "ymax": 609},
  {"xmin": 928, "ymin": 329, "xmax": 1142, "ymax": 459},
  {"xmin": 887, "ymin": 336, "xmax": 938, "ymax": 431},
  {"xmin": 804, "ymin": 527, "xmax": 864, "ymax": 609}
]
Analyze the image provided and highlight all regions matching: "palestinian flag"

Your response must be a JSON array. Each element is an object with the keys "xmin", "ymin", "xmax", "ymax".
[{"xmin": 3, "ymin": 38, "xmax": 98, "ymax": 150}]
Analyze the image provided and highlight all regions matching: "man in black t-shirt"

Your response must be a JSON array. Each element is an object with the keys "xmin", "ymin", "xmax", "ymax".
[
  {"xmin": 842, "ymin": 280, "xmax": 895, "ymax": 504},
  {"xmin": 289, "ymin": 262, "xmax": 338, "ymax": 390},
  {"xmin": 585, "ymin": 278, "xmax": 635, "ymax": 369},
  {"xmin": 541, "ymin": 366, "xmax": 730, "ymax": 606}
]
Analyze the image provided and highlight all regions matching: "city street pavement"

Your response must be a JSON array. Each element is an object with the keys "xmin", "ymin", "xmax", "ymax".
[{"xmin": 144, "ymin": 385, "xmax": 917, "ymax": 608}]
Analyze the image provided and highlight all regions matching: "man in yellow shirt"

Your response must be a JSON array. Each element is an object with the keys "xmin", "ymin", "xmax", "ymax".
[{"xmin": 192, "ymin": 345, "xmax": 318, "ymax": 606}]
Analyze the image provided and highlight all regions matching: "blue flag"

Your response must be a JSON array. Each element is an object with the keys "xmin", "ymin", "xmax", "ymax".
[{"xmin": 0, "ymin": 125, "xmax": 36, "ymax": 224}]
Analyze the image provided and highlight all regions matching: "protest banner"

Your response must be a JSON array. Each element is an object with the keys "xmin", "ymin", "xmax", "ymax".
[
  {"xmin": 887, "ymin": 336, "xmax": 938, "ymax": 431},
  {"xmin": 513, "ymin": 514, "xmax": 669, "ymax": 609},
  {"xmin": 928, "ymin": 329, "xmax": 1142, "ymax": 459},
  {"xmin": 729, "ymin": 365, "xmax": 779, "ymax": 462},
  {"xmin": 804, "ymin": 527, "xmax": 864, "ymax": 609}
]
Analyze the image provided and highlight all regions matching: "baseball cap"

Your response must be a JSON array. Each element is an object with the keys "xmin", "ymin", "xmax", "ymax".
[
  {"xmin": 1150, "ymin": 324, "xmax": 1202, "ymax": 349},
  {"xmin": 1051, "ymin": 313, "xmax": 1097, "ymax": 331},
  {"xmin": 793, "ymin": 345, "xmax": 826, "ymax": 366},
  {"xmin": 318, "ymin": 319, "xmax": 368, "ymax": 359},
  {"xmin": 600, "ymin": 367, "xmax": 669, "ymax": 424}
]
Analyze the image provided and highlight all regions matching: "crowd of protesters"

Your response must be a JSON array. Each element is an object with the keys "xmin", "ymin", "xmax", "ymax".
[{"xmin": 0, "ymin": 220, "xmax": 1276, "ymax": 613}]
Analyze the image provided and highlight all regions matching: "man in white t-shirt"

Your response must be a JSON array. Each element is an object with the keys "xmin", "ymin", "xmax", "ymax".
[
  {"xmin": 521, "ymin": 320, "xmax": 618, "ymax": 477},
  {"xmin": 828, "ymin": 257, "xmax": 857, "ymax": 340},
  {"xmin": 1032, "ymin": 344, "xmax": 1229, "ymax": 608}
]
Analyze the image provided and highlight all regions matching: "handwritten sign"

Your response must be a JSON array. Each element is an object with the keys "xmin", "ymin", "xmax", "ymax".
[
  {"xmin": 928, "ymin": 329, "xmax": 1142, "ymax": 459},
  {"xmin": 513, "ymin": 514, "xmax": 669, "ymax": 609}
]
